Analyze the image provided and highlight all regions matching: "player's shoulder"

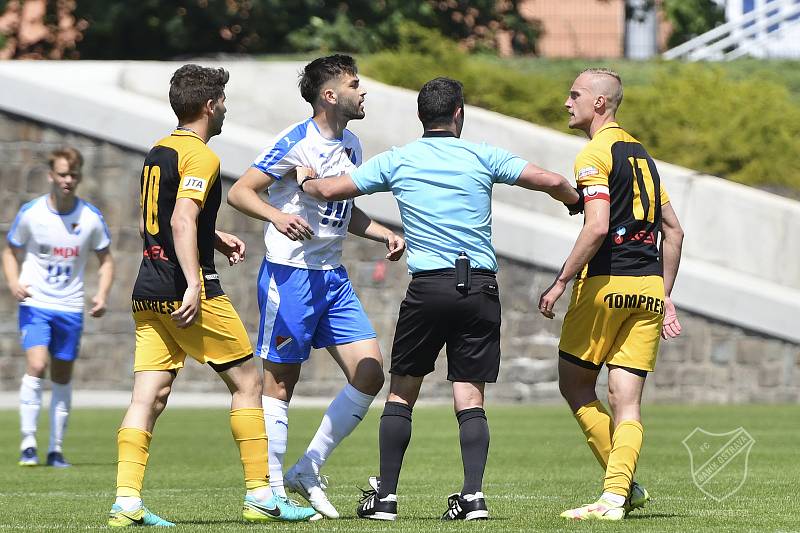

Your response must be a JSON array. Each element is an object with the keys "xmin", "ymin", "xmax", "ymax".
[
  {"xmin": 16, "ymin": 195, "xmax": 47, "ymax": 216},
  {"xmin": 274, "ymin": 118, "xmax": 315, "ymax": 147},
  {"xmin": 78, "ymin": 198, "xmax": 107, "ymax": 221},
  {"xmin": 342, "ymin": 128, "xmax": 361, "ymax": 145}
]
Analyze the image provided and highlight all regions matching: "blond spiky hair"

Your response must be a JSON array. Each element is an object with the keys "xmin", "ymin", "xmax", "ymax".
[{"xmin": 581, "ymin": 68, "xmax": 623, "ymax": 111}]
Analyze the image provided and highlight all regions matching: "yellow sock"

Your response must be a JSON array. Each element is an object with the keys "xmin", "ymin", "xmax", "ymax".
[
  {"xmin": 230, "ymin": 408, "xmax": 270, "ymax": 490},
  {"xmin": 116, "ymin": 427, "xmax": 152, "ymax": 498},
  {"xmin": 603, "ymin": 420, "xmax": 644, "ymax": 498},
  {"xmin": 574, "ymin": 400, "xmax": 613, "ymax": 470}
]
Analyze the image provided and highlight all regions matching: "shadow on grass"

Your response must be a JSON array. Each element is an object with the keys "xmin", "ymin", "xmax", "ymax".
[
  {"xmin": 625, "ymin": 513, "xmax": 681, "ymax": 519},
  {"xmin": 177, "ymin": 519, "xmax": 244, "ymax": 525}
]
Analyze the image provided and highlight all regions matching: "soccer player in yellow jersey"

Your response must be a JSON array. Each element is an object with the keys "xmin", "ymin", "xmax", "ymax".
[
  {"xmin": 538, "ymin": 68, "xmax": 684, "ymax": 521},
  {"xmin": 107, "ymin": 64, "xmax": 318, "ymax": 527}
]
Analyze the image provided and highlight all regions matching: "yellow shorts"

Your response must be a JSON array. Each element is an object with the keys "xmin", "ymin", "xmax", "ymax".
[
  {"xmin": 132, "ymin": 295, "xmax": 253, "ymax": 372},
  {"xmin": 559, "ymin": 275, "xmax": 664, "ymax": 373}
]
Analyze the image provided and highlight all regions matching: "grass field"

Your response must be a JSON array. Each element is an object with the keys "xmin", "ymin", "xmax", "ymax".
[{"xmin": 0, "ymin": 404, "xmax": 797, "ymax": 531}]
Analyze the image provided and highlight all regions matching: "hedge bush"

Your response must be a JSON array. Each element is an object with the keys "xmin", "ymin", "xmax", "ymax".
[{"xmin": 361, "ymin": 48, "xmax": 800, "ymax": 194}]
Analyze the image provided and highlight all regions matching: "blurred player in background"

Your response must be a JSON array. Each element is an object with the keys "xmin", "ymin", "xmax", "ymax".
[
  {"xmin": 297, "ymin": 76, "xmax": 580, "ymax": 521},
  {"xmin": 107, "ymin": 64, "xmax": 318, "ymax": 527},
  {"xmin": 3, "ymin": 146, "xmax": 114, "ymax": 468},
  {"xmin": 538, "ymin": 68, "xmax": 684, "ymax": 521},
  {"xmin": 228, "ymin": 54, "xmax": 405, "ymax": 519}
]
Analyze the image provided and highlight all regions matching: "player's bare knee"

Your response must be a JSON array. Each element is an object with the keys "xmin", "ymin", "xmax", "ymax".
[
  {"xmin": 351, "ymin": 362, "xmax": 384, "ymax": 395},
  {"xmin": 151, "ymin": 384, "xmax": 172, "ymax": 415},
  {"xmin": 26, "ymin": 361, "xmax": 47, "ymax": 378}
]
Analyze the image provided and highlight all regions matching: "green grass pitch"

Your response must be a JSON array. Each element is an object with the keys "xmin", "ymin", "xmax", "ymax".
[{"xmin": 0, "ymin": 404, "xmax": 797, "ymax": 531}]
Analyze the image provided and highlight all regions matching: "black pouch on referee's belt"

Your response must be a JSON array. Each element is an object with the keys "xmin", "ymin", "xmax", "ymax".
[{"xmin": 455, "ymin": 251, "xmax": 471, "ymax": 291}]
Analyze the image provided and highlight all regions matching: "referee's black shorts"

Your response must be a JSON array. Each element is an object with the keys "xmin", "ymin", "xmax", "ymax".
[{"xmin": 390, "ymin": 269, "xmax": 501, "ymax": 383}]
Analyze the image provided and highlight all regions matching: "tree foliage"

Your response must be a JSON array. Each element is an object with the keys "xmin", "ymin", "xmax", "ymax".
[
  {"xmin": 663, "ymin": 0, "xmax": 726, "ymax": 48},
  {"xmin": 0, "ymin": 0, "xmax": 538, "ymax": 59}
]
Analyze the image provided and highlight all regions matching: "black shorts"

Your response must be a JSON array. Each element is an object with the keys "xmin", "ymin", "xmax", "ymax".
[{"xmin": 390, "ymin": 269, "xmax": 501, "ymax": 382}]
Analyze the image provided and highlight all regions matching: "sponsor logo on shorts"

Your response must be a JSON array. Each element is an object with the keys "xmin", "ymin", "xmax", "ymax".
[
  {"xmin": 204, "ymin": 273, "xmax": 219, "ymax": 280},
  {"xmin": 182, "ymin": 176, "xmax": 207, "ymax": 193},
  {"xmin": 275, "ymin": 335, "xmax": 293, "ymax": 350},
  {"xmin": 132, "ymin": 299, "xmax": 177, "ymax": 314},
  {"xmin": 603, "ymin": 292, "xmax": 664, "ymax": 314}
]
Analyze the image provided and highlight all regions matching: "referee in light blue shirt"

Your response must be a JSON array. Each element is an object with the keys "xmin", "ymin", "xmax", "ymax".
[{"xmin": 298, "ymin": 77, "xmax": 581, "ymax": 522}]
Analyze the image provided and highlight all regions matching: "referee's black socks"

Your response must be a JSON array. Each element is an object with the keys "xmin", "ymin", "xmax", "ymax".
[
  {"xmin": 378, "ymin": 401, "xmax": 413, "ymax": 499},
  {"xmin": 457, "ymin": 407, "xmax": 490, "ymax": 496}
]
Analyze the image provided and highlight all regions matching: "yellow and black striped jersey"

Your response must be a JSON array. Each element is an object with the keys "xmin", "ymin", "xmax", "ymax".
[
  {"xmin": 132, "ymin": 129, "xmax": 224, "ymax": 300},
  {"xmin": 574, "ymin": 122, "xmax": 670, "ymax": 278}
]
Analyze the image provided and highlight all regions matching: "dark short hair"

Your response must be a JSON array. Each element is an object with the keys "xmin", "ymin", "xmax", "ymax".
[
  {"xmin": 48, "ymin": 146, "xmax": 83, "ymax": 171},
  {"xmin": 417, "ymin": 77, "xmax": 464, "ymax": 130},
  {"xmin": 169, "ymin": 64, "xmax": 229, "ymax": 122},
  {"xmin": 298, "ymin": 54, "xmax": 358, "ymax": 105}
]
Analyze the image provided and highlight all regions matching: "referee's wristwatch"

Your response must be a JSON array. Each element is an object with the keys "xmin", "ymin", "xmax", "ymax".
[
  {"xmin": 298, "ymin": 175, "xmax": 317, "ymax": 191},
  {"xmin": 564, "ymin": 187, "xmax": 584, "ymax": 215}
]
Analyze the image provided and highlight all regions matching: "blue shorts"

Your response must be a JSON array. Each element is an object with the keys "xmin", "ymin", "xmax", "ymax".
[
  {"xmin": 256, "ymin": 259, "xmax": 376, "ymax": 364},
  {"xmin": 18, "ymin": 305, "xmax": 84, "ymax": 361}
]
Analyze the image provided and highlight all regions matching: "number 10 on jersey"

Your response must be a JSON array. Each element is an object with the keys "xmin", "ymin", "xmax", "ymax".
[{"xmin": 142, "ymin": 165, "xmax": 161, "ymax": 235}]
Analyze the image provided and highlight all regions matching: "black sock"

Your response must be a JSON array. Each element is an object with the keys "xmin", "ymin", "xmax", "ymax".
[
  {"xmin": 378, "ymin": 401, "xmax": 413, "ymax": 498},
  {"xmin": 457, "ymin": 407, "xmax": 489, "ymax": 495}
]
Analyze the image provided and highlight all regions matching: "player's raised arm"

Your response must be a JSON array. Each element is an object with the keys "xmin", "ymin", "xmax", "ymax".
[{"xmin": 228, "ymin": 166, "xmax": 314, "ymax": 241}]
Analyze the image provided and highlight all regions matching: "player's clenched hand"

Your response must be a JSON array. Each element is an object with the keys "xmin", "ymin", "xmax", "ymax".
[
  {"xmin": 661, "ymin": 296, "xmax": 682, "ymax": 339},
  {"xmin": 273, "ymin": 211, "xmax": 314, "ymax": 241},
  {"xmin": 172, "ymin": 285, "xmax": 200, "ymax": 328},
  {"xmin": 90, "ymin": 294, "xmax": 107, "ymax": 317},
  {"xmin": 538, "ymin": 278, "xmax": 566, "ymax": 319},
  {"xmin": 9, "ymin": 281, "xmax": 31, "ymax": 302},
  {"xmin": 215, "ymin": 230, "xmax": 246, "ymax": 265},
  {"xmin": 385, "ymin": 233, "xmax": 406, "ymax": 261},
  {"xmin": 294, "ymin": 166, "xmax": 317, "ymax": 188}
]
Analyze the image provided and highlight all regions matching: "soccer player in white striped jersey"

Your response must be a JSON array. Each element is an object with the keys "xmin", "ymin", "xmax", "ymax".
[
  {"xmin": 3, "ymin": 147, "xmax": 114, "ymax": 468},
  {"xmin": 228, "ymin": 54, "xmax": 405, "ymax": 519}
]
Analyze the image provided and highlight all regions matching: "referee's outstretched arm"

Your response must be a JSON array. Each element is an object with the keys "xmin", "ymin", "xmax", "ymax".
[
  {"xmin": 298, "ymin": 168, "xmax": 362, "ymax": 202},
  {"xmin": 514, "ymin": 163, "xmax": 579, "ymax": 205}
]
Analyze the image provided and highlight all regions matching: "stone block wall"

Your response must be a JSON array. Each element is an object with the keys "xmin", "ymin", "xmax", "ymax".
[{"xmin": 1, "ymin": 112, "xmax": 797, "ymax": 403}]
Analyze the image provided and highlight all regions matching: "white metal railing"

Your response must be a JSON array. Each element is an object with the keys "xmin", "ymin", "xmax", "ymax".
[{"xmin": 664, "ymin": 0, "xmax": 800, "ymax": 60}]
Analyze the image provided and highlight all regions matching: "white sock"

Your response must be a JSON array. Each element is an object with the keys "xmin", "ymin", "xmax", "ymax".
[
  {"xmin": 262, "ymin": 395, "xmax": 289, "ymax": 497},
  {"xmin": 19, "ymin": 374, "xmax": 42, "ymax": 450},
  {"xmin": 49, "ymin": 381, "xmax": 72, "ymax": 453},
  {"xmin": 247, "ymin": 485, "xmax": 275, "ymax": 501},
  {"xmin": 114, "ymin": 496, "xmax": 143, "ymax": 512},
  {"xmin": 300, "ymin": 384, "xmax": 374, "ymax": 473},
  {"xmin": 601, "ymin": 491, "xmax": 626, "ymax": 507}
]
